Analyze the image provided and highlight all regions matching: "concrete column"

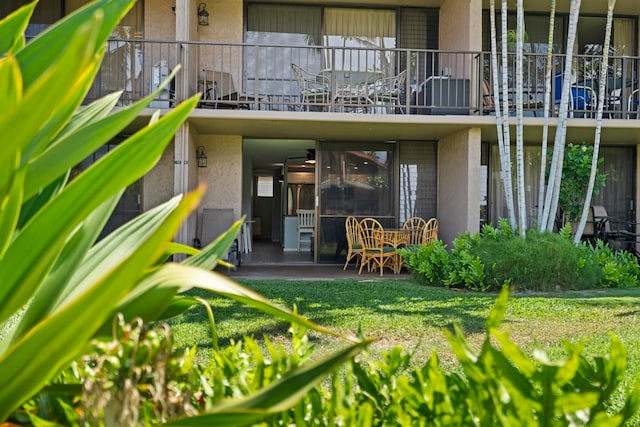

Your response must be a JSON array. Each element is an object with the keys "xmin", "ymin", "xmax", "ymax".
[
  {"xmin": 173, "ymin": 123, "xmax": 194, "ymax": 248},
  {"xmin": 440, "ymin": 0, "xmax": 482, "ymax": 52},
  {"xmin": 437, "ymin": 128, "xmax": 482, "ymax": 246},
  {"xmin": 440, "ymin": 0, "xmax": 482, "ymax": 111}
]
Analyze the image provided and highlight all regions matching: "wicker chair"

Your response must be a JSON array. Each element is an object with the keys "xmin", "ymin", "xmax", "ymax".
[
  {"xmin": 358, "ymin": 218, "xmax": 397, "ymax": 276},
  {"xmin": 422, "ymin": 218, "xmax": 439, "ymax": 244},
  {"xmin": 343, "ymin": 216, "xmax": 363, "ymax": 270},
  {"xmin": 402, "ymin": 216, "xmax": 428, "ymax": 246}
]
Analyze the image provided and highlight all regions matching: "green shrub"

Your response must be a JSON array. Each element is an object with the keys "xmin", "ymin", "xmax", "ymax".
[
  {"xmin": 580, "ymin": 240, "xmax": 640, "ymax": 288},
  {"xmin": 401, "ymin": 220, "xmax": 640, "ymax": 292},
  {"xmin": 399, "ymin": 240, "xmax": 451, "ymax": 286},
  {"xmin": 477, "ymin": 228, "xmax": 601, "ymax": 291}
]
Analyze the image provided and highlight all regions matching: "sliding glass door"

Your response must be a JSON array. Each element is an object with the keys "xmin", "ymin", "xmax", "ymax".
[
  {"xmin": 317, "ymin": 142, "xmax": 395, "ymax": 263},
  {"xmin": 488, "ymin": 144, "xmax": 635, "ymax": 228}
]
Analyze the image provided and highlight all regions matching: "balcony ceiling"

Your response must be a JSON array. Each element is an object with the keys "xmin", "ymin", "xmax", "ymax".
[
  {"xmin": 481, "ymin": 0, "xmax": 639, "ymax": 15},
  {"xmin": 247, "ymin": 0, "xmax": 447, "ymax": 8},
  {"xmin": 249, "ymin": 0, "xmax": 639, "ymax": 14},
  {"xmin": 128, "ymin": 110, "xmax": 640, "ymax": 170}
]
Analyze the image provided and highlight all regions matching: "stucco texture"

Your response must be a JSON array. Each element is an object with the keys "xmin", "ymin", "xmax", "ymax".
[{"xmin": 198, "ymin": 135, "xmax": 243, "ymax": 221}]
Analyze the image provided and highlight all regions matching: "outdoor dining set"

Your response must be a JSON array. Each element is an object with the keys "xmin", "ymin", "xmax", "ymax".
[
  {"xmin": 291, "ymin": 63, "xmax": 407, "ymax": 113},
  {"xmin": 343, "ymin": 216, "xmax": 439, "ymax": 276}
]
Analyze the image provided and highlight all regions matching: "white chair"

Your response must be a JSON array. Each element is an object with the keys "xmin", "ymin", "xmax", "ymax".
[
  {"xmin": 297, "ymin": 209, "xmax": 315, "ymax": 252},
  {"xmin": 291, "ymin": 64, "xmax": 331, "ymax": 111},
  {"xmin": 370, "ymin": 69, "xmax": 407, "ymax": 113}
]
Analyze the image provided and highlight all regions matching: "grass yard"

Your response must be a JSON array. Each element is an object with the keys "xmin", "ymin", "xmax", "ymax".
[{"xmin": 168, "ymin": 278, "xmax": 640, "ymax": 415}]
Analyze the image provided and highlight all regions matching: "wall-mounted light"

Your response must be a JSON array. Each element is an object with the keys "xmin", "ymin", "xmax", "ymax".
[
  {"xmin": 305, "ymin": 149, "xmax": 316, "ymax": 164},
  {"xmin": 197, "ymin": 3, "xmax": 209, "ymax": 26},
  {"xmin": 196, "ymin": 146, "xmax": 207, "ymax": 167}
]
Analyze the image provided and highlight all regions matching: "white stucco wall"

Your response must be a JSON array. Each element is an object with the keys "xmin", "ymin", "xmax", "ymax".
[{"xmin": 437, "ymin": 128, "xmax": 482, "ymax": 246}]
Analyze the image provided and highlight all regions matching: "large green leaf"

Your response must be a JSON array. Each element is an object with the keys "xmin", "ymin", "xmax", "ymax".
[
  {"xmin": 0, "ymin": 193, "xmax": 122, "ymax": 352},
  {"xmin": 0, "ymin": 1, "xmax": 34, "ymax": 55},
  {"xmin": 23, "ymin": 67, "xmax": 181, "ymax": 201},
  {"xmin": 0, "ymin": 96, "xmax": 199, "ymax": 324},
  {"xmin": 51, "ymin": 91, "xmax": 122, "ymax": 144},
  {"xmin": 0, "ymin": 54, "xmax": 21, "ymax": 116},
  {"xmin": 15, "ymin": 0, "xmax": 134, "ymax": 89},
  {"xmin": 0, "ymin": 15, "xmax": 100, "ymax": 200},
  {"xmin": 16, "ymin": 171, "xmax": 68, "ymax": 231},
  {"xmin": 50, "ymin": 195, "xmax": 184, "ymax": 310},
  {"xmin": 165, "ymin": 339, "xmax": 372, "ymax": 426},
  {"xmin": 0, "ymin": 187, "xmax": 204, "ymax": 420},
  {"xmin": 0, "ymin": 169, "xmax": 24, "ymax": 258}
]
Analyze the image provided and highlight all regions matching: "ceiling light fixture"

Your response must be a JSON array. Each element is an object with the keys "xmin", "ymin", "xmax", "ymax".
[{"xmin": 305, "ymin": 149, "xmax": 316, "ymax": 164}]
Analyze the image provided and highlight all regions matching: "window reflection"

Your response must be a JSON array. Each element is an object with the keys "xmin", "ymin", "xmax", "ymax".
[{"xmin": 320, "ymin": 144, "xmax": 393, "ymax": 216}]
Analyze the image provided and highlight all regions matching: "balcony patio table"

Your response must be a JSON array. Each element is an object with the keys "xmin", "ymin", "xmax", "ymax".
[{"xmin": 318, "ymin": 69, "xmax": 383, "ymax": 112}]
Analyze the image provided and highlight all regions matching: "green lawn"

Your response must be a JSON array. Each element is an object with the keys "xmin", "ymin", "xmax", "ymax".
[{"xmin": 168, "ymin": 278, "xmax": 640, "ymax": 414}]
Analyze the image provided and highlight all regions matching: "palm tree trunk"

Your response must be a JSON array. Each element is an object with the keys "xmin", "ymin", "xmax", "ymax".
[
  {"xmin": 500, "ymin": 0, "xmax": 517, "ymax": 230},
  {"xmin": 488, "ymin": 0, "xmax": 513, "ymax": 232},
  {"xmin": 573, "ymin": 0, "xmax": 616, "ymax": 243},
  {"xmin": 537, "ymin": 0, "xmax": 557, "ymax": 230},
  {"xmin": 541, "ymin": 0, "xmax": 582, "ymax": 232},
  {"xmin": 515, "ymin": 0, "xmax": 526, "ymax": 236}
]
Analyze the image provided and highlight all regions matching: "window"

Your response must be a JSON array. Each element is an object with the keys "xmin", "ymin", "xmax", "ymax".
[
  {"xmin": 323, "ymin": 8, "xmax": 396, "ymax": 72},
  {"xmin": 399, "ymin": 142, "xmax": 437, "ymax": 225},
  {"xmin": 257, "ymin": 176, "xmax": 274, "ymax": 197},
  {"xmin": 245, "ymin": 5, "xmax": 397, "ymax": 102},
  {"xmin": 320, "ymin": 143, "xmax": 394, "ymax": 217},
  {"xmin": 488, "ymin": 145, "xmax": 635, "ymax": 227}
]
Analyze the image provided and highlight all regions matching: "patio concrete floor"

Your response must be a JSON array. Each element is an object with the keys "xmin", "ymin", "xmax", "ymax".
[{"xmin": 219, "ymin": 239, "xmax": 413, "ymax": 281}]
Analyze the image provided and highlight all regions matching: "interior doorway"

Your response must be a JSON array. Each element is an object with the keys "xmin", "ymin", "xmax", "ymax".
[{"xmin": 243, "ymin": 138, "xmax": 317, "ymax": 264}]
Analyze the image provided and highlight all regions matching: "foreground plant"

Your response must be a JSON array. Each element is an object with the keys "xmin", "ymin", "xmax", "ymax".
[
  {"xmin": 35, "ymin": 288, "xmax": 640, "ymax": 426},
  {"xmin": 0, "ymin": 0, "xmax": 365, "ymax": 422},
  {"xmin": 347, "ymin": 287, "xmax": 640, "ymax": 425}
]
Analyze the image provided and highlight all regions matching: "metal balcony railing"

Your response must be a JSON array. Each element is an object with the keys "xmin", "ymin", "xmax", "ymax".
[{"xmin": 84, "ymin": 40, "xmax": 640, "ymax": 120}]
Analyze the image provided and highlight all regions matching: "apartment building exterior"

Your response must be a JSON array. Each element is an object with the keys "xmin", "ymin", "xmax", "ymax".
[{"xmin": 5, "ymin": 0, "xmax": 640, "ymax": 263}]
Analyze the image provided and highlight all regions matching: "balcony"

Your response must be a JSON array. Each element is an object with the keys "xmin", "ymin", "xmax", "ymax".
[{"xmin": 86, "ymin": 40, "xmax": 640, "ymax": 120}]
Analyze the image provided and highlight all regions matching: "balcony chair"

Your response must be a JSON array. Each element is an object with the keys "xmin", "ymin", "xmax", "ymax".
[
  {"xmin": 554, "ymin": 73, "xmax": 597, "ymax": 118},
  {"xmin": 291, "ymin": 64, "xmax": 331, "ymax": 111},
  {"xmin": 482, "ymin": 79, "xmax": 542, "ymax": 116},
  {"xmin": 199, "ymin": 69, "xmax": 258, "ymax": 110},
  {"xmin": 297, "ymin": 209, "xmax": 315, "ymax": 252},
  {"xmin": 343, "ymin": 216, "xmax": 363, "ymax": 270},
  {"xmin": 358, "ymin": 218, "xmax": 397, "ymax": 277},
  {"xmin": 370, "ymin": 69, "xmax": 407, "ymax": 113}
]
